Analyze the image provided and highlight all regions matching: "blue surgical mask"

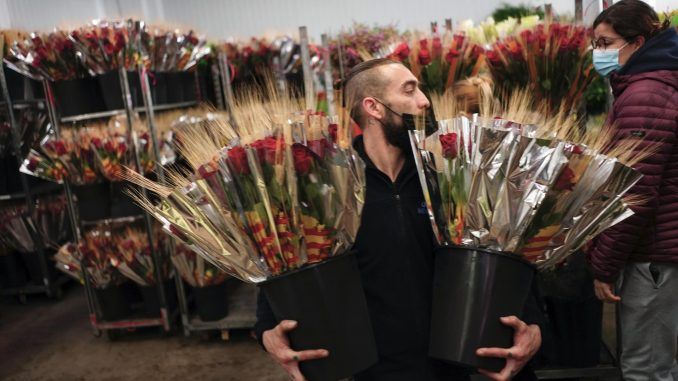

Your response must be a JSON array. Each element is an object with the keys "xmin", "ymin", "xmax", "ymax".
[{"xmin": 593, "ymin": 43, "xmax": 628, "ymax": 77}]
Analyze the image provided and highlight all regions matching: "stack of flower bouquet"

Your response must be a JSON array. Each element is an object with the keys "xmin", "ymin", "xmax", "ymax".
[
  {"xmin": 412, "ymin": 90, "xmax": 648, "ymax": 371},
  {"xmin": 124, "ymin": 84, "xmax": 376, "ymax": 380}
]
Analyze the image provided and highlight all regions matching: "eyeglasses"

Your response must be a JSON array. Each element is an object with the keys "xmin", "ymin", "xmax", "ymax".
[{"xmin": 590, "ymin": 36, "xmax": 626, "ymax": 50}]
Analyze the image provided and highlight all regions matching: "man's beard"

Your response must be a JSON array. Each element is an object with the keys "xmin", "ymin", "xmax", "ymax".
[{"xmin": 381, "ymin": 111, "xmax": 410, "ymax": 151}]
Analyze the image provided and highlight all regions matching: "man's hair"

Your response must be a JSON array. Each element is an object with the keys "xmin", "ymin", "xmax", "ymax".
[{"xmin": 341, "ymin": 58, "xmax": 401, "ymax": 126}]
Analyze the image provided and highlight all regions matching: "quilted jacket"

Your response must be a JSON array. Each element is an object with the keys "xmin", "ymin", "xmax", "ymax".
[{"xmin": 588, "ymin": 28, "xmax": 678, "ymax": 282}]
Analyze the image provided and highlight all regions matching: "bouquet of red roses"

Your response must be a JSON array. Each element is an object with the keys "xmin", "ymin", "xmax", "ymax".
[
  {"xmin": 486, "ymin": 22, "xmax": 594, "ymax": 114},
  {"xmin": 110, "ymin": 226, "xmax": 170, "ymax": 286},
  {"xmin": 172, "ymin": 242, "xmax": 229, "ymax": 287},
  {"xmin": 124, "ymin": 88, "xmax": 365, "ymax": 282},
  {"xmin": 69, "ymin": 20, "xmax": 128, "ymax": 74},
  {"xmin": 6, "ymin": 31, "xmax": 87, "ymax": 80},
  {"xmin": 383, "ymin": 30, "xmax": 486, "ymax": 94},
  {"xmin": 411, "ymin": 90, "xmax": 649, "ymax": 268}
]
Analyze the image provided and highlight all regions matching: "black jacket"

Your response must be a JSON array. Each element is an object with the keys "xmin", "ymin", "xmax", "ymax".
[{"xmin": 254, "ymin": 136, "xmax": 540, "ymax": 380}]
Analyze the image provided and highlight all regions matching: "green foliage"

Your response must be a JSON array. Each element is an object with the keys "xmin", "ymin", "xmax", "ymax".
[
  {"xmin": 584, "ymin": 74, "xmax": 608, "ymax": 115},
  {"xmin": 491, "ymin": 3, "xmax": 545, "ymax": 23}
]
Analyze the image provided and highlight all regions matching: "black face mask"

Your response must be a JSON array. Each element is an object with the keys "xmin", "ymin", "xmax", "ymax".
[{"xmin": 374, "ymin": 98, "xmax": 438, "ymax": 150}]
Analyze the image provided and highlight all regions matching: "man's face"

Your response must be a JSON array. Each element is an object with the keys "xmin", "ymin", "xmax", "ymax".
[
  {"xmin": 359, "ymin": 64, "xmax": 430, "ymax": 149},
  {"xmin": 376, "ymin": 64, "xmax": 430, "ymax": 118}
]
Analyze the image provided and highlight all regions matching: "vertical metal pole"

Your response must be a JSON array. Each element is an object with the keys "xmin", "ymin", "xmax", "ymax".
[
  {"xmin": 320, "ymin": 34, "xmax": 336, "ymax": 118},
  {"xmin": 0, "ymin": 66, "xmax": 53, "ymax": 294},
  {"xmin": 272, "ymin": 56, "xmax": 287, "ymax": 94},
  {"xmin": 43, "ymin": 79, "xmax": 99, "ymax": 332},
  {"xmin": 575, "ymin": 0, "xmax": 583, "ymax": 24},
  {"xmin": 299, "ymin": 26, "xmax": 315, "ymax": 111},
  {"xmin": 210, "ymin": 63, "xmax": 225, "ymax": 110},
  {"xmin": 137, "ymin": 67, "xmax": 170, "ymax": 330},
  {"xmin": 217, "ymin": 50, "xmax": 235, "ymax": 113}
]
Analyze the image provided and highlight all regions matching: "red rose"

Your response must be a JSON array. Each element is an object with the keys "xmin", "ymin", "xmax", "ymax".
[
  {"xmin": 419, "ymin": 39, "xmax": 429, "ymax": 50},
  {"xmin": 27, "ymin": 156, "xmax": 40, "ymax": 171},
  {"xmin": 31, "ymin": 55, "xmax": 42, "ymax": 68},
  {"xmin": 471, "ymin": 45, "xmax": 485, "ymax": 59},
  {"xmin": 554, "ymin": 167, "xmax": 575, "ymax": 191},
  {"xmin": 91, "ymin": 137, "xmax": 102, "ymax": 149},
  {"xmin": 251, "ymin": 137, "xmax": 280, "ymax": 165},
  {"xmin": 439, "ymin": 133, "xmax": 458, "ymax": 159},
  {"xmin": 103, "ymin": 40, "xmax": 116, "ymax": 56},
  {"xmin": 53, "ymin": 141, "xmax": 68, "ymax": 156},
  {"xmin": 292, "ymin": 144, "xmax": 313, "ymax": 176},
  {"xmin": 104, "ymin": 140, "xmax": 115, "ymax": 153},
  {"xmin": 392, "ymin": 42, "xmax": 410, "ymax": 61},
  {"xmin": 227, "ymin": 146, "xmax": 250, "ymax": 175},
  {"xmin": 117, "ymin": 141, "xmax": 127, "ymax": 155},
  {"xmin": 453, "ymin": 34, "xmax": 465, "ymax": 48},
  {"xmin": 418, "ymin": 49, "xmax": 432, "ymax": 66},
  {"xmin": 486, "ymin": 51, "xmax": 500, "ymax": 64},
  {"xmin": 445, "ymin": 48, "xmax": 460, "ymax": 63}
]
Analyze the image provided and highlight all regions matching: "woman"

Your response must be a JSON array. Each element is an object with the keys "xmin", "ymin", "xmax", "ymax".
[{"xmin": 587, "ymin": 1, "xmax": 678, "ymax": 379}]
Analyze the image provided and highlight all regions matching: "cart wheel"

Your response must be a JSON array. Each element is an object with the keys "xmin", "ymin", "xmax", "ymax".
[
  {"xmin": 105, "ymin": 329, "xmax": 120, "ymax": 341},
  {"xmin": 221, "ymin": 330, "xmax": 230, "ymax": 341}
]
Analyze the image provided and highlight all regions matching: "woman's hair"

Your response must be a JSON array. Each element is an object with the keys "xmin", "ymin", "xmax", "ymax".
[
  {"xmin": 452, "ymin": 75, "xmax": 494, "ymax": 115},
  {"xmin": 593, "ymin": 0, "xmax": 670, "ymax": 43}
]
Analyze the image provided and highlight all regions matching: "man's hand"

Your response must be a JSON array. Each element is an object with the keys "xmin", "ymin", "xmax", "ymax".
[
  {"xmin": 262, "ymin": 320, "xmax": 329, "ymax": 381},
  {"xmin": 593, "ymin": 279, "xmax": 621, "ymax": 303},
  {"xmin": 476, "ymin": 316, "xmax": 541, "ymax": 381}
]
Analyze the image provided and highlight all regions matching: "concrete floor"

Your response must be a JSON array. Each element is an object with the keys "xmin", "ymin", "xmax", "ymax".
[
  {"xmin": 0, "ymin": 283, "xmax": 288, "ymax": 381},
  {"xmin": 1, "ymin": 283, "xmax": 673, "ymax": 381}
]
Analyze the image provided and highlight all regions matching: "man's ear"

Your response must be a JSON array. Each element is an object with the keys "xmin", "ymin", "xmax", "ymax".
[{"xmin": 362, "ymin": 97, "xmax": 383, "ymax": 121}]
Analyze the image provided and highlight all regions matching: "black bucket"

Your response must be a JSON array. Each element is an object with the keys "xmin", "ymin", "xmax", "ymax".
[
  {"xmin": 97, "ymin": 71, "xmax": 143, "ymax": 110},
  {"xmin": 429, "ymin": 246, "xmax": 535, "ymax": 372},
  {"xmin": 21, "ymin": 252, "xmax": 58, "ymax": 285},
  {"xmin": 95, "ymin": 285, "xmax": 132, "ymax": 321},
  {"xmin": 97, "ymin": 71, "xmax": 124, "ymax": 110},
  {"xmin": 259, "ymin": 252, "xmax": 378, "ymax": 381},
  {"xmin": 149, "ymin": 72, "xmax": 167, "ymax": 105},
  {"xmin": 193, "ymin": 282, "xmax": 229, "ymax": 321},
  {"xmin": 165, "ymin": 72, "xmax": 185, "ymax": 104},
  {"xmin": 140, "ymin": 280, "xmax": 177, "ymax": 316},
  {"xmin": 181, "ymin": 71, "xmax": 197, "ymax": 102},
  {"xmin": 0, "ymin": 252, "xmax": 29, "ymax": 288},
  {"xmin": 53, "ymin": 77, "xmax": 105, "ymax": 117}
]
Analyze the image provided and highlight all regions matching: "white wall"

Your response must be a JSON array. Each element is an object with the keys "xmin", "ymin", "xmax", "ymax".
[{"xmin": 2, "ymin": 0, "xmax": 677, "ymax": 41}]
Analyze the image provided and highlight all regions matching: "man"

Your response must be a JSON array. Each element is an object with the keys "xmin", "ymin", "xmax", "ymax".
[{"xmin": 254, "ymin": 58, "xmax": 542, "ymax": 381}]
